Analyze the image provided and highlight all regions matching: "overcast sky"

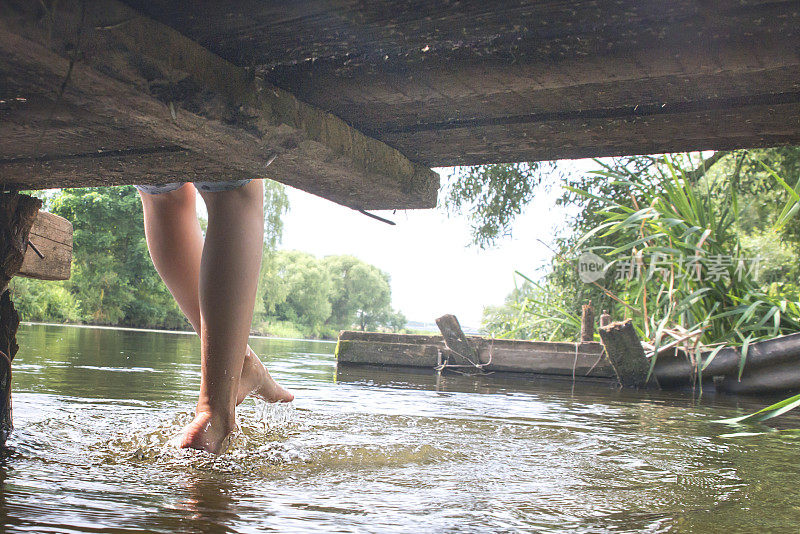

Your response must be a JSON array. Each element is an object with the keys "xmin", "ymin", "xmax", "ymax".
[{"xmin": 277, "ymin": 164, "xmax": 588, "ymax": 328}]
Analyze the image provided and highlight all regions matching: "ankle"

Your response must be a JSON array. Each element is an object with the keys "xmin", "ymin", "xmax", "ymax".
[{"xmin": 194, "ymin": 406, "xmax": 237, "ymax": 433}]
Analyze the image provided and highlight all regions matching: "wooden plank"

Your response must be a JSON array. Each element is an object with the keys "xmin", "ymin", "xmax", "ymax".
[
  {"xmin": 379, "ymin": 101, "xmax": 800, "ymax": 166},
  {"xmin": 130, "ymin": 0, "xmax": 800, "ymax": 165},
  {"xmin": 0, "ymin": 1, "xmax": 438, "ymax": 210},
  {"xmin": 335, "ymin": 340, "xmax": 440, "ymax": 368},
  {"xmin": 477, "ymin": 340, "xmax": 614, "ymax": 378},
  {"xmin": 19, "ymin": 212, "xmax": 72, "ymax": 281},
  {"xmin": 338, "ymin": 330, "xmax": 444, "ymax": 346}
]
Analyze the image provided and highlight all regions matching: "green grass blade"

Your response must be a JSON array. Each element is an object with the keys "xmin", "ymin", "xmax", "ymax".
[{"xmin": 715, "ymin": 393, "xmax": 800, "ymax": 424}]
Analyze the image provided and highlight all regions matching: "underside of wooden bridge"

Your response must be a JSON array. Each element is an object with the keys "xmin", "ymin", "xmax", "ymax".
[{"xmin": 2, "ymin": 0, "xmax": 800, "ymax": 209}]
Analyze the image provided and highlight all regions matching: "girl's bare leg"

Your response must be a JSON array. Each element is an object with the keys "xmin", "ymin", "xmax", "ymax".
[{"xmin": 139, "ymin": 183, "xmax": 292, "ymax": 411}]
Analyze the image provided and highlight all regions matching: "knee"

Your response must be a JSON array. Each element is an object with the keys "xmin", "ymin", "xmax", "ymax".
[
  {"xmin": 200, "ymin": 179, "xmax": 263, "ymax": 214},
  {"xmin": 139, "ymin": 183, "xmax": 195, "ymax": 211}
]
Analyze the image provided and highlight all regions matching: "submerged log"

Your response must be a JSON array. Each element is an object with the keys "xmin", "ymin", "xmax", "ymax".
[
  {"xmin": 653, "ymin": 333, "xmax": 800, "ymax": 385},
  {"xmin": 599, "ymin": 319, "xmax": 657, "ymax": 388},
  {"xmin": 717, "ymin": 359, "xmax": 800, "ymax": 395}
]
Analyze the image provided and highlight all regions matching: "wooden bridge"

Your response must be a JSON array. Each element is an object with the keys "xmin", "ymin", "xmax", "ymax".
[{"xmin": 2, "ymin": 0, "xmax": 799, "ymax": 209}]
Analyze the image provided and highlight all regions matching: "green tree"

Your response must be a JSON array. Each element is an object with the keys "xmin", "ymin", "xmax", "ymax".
[
  {"xmin": 254, "ymin": 180, "xmax": 290, "ymax": 321},
  {"xmin": 266, "ymin": 250, "xmax": 332, "ymax": 331},
  {"xmin": 9, "ymin": 277, "xmax": 81, "ymax": 323},
  {"xmin": 322, "ymin": 255, "xmax": 393, "ymax": 331}
]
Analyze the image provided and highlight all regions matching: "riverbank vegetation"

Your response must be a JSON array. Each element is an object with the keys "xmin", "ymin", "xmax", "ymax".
[
  {"xmin": 10, "ymin": 183, "xmax": 405, "ymax": 339},
  {"xmin": 452, "ymin": 148, "xmax": 800, "ymax": 365}
]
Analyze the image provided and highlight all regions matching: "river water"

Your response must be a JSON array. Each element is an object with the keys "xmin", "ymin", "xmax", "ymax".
[{"xmin": 2, "ymin": 324, "xmax": 799, "ymax": 533}]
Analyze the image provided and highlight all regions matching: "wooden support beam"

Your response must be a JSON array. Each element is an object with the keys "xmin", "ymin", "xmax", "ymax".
[
  {"xmin": 0, "ymin": 193, "xmax": 42, "ymax": 292},
  {"xmin": 19, "ymin": 211, "xmax": 72, "ymax": 281},
  {"xmin": 599, "ymin": 319, "xmax": 657, "ymax": 389},
  {"xmin": 0, "ymin": 291, "xmax": 17, "ymax": 443},
  {"xmin": 0, "ymin": 192, "xmax": 42, "ymax": 445},
  {"xmin": 0, "ymin": 1, "xmax": 438, "ymax": 209}
]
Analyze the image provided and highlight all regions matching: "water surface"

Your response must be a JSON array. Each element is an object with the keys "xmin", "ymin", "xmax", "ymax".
[{"xmin": 3, "ymin": 324, "xmax": 800, "ymax": 533}]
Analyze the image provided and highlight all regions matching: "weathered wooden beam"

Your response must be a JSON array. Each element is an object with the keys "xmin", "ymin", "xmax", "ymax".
[
  {"xmin": 0, "ymin": 291, "xmax": 17, "ymax": 444},
  {"xmin": 19, "ymin": 211, "xmax": 72, "ymax": 281},
  {"xmin": 379, "ymin": 101, "xmax": 800, "ymax": 167},
  {"xmin": 598, "ymin": 319, "xmax": 657, "ymax": 388},
  {"xmin": 0, "ymin": 1, "xmax": 438, "ymax": 209}
]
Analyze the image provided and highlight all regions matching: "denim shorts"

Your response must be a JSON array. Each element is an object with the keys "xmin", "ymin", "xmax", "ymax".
[{"xmin": 135, "ymin": 180, "xmax": 252, "ymax": 195}]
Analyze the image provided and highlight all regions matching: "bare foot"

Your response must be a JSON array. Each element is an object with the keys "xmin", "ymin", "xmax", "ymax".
[
  {"xmin": 237, "ymin": 347, "xmax": 295, "ymax": 405},
  {"xmin": 173, "ymin": 411, "xmax": 236, "ymax": 454}
]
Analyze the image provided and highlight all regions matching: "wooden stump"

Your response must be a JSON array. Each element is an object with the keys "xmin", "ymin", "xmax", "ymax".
[
  {"xmin": 435, "ymin": 314, "xmax": 479, "ymax": 366},
  {"xmin": 599, "ymin": 310, "xmax": 611, "ymax": 328},
  {"xmin": 580, "ymin": 303, "xmax": 595, "ymax": 342},
  {"xmin": 0, "ymin": 192, "xmax": 42, "ymax": 445},
  {"xmin": 599, "ymin": 319, "xmax": 658, "ymax": 389}
]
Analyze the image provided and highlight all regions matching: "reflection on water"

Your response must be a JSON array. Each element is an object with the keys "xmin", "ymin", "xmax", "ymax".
[{"xmin": 2, "ymin": 324, "xmax": 800, "ymax": 532}]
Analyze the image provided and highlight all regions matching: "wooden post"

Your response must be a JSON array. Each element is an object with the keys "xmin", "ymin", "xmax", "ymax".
[
  {"xmin": 580, "ymin": 302, "xmax": 594, "ymax": 342},
  {"xmin": 598, "ymin": 319, "xmax": 657, "ymax": 389},
  {"xmin": 435, "ymin": 314, "xmax": 479, "ymax": 365},
  {"xmin": 0, "ymin": 192, "xmax": 42, "ymax": 443}
]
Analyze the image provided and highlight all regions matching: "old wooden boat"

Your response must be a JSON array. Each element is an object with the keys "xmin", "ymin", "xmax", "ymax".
[{"xmin": 336, "ymin": 314, "xmax": 800, "ymax": 395}]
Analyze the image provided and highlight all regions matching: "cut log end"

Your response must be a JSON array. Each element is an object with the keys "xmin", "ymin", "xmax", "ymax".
[{"xmin": 18, "ymin": 211, "xmax": 73, "ymax": 281}]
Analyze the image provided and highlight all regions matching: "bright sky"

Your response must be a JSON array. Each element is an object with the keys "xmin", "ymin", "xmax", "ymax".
[{"xmin": 277, "ymin": 164, "xmax": 589, "ymax": 328}]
